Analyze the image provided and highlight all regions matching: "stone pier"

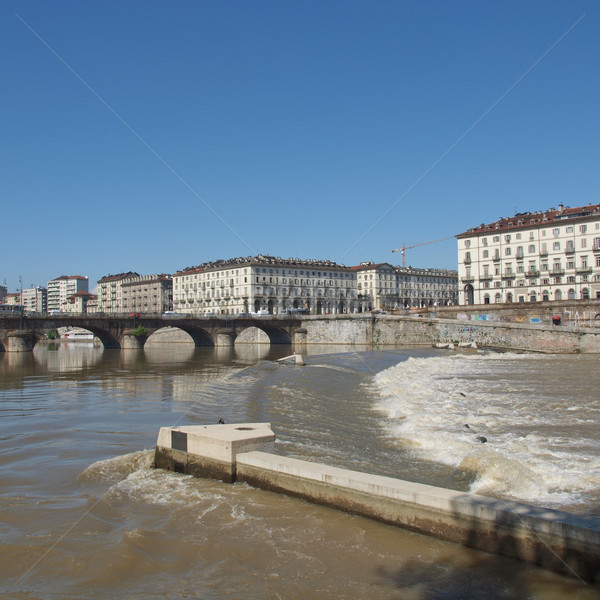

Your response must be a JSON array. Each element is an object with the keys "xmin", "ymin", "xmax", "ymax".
[{"xmin": 6, "ymin": 330, "xmax": 36, "ymax": 352}]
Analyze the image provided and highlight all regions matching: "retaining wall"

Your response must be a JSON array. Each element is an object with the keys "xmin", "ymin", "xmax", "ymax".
[{"xmin": 302, "ymin": 314, "xmax": 600, "ymax": 352}]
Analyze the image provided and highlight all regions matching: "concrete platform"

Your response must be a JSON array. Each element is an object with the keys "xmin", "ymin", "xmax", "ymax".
[{"xmin": 154, "ymin": 423, "xmax": 275, "ymax": 483}]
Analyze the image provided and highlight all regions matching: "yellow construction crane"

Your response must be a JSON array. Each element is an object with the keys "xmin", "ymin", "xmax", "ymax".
[{"xmin": 392, "ymin": 236, "xmax": 454, "ymax": 267}]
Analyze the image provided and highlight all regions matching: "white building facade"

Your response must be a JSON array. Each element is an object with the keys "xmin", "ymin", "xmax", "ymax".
[
  {"xmin": 457, "ymin": 203, "xmax": 600, "ymax": 305},
  {"xmin": 355, "ymin": 262, "xmax": 458, "ymax": 310},
  {"xmin": 47, "ymin": 276, "xmax": 89, "ymax": 313},
  {"xmin": 22, "ymin": 286, "xmax": 47, "ymax": 314},
  {"xmin": 173, "ymin": 256, "xmax": 358, "ymax": 315}
]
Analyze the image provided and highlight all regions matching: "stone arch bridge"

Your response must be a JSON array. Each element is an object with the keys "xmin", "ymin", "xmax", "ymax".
[{"xmin": 0, "ymin": 314, "xmax": 306, "ymax": 352}]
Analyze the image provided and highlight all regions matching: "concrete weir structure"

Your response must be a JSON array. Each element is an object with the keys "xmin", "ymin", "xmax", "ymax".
[{"xmin": 154, "ymin": 423, "xmax": 600, "ymax": 583}]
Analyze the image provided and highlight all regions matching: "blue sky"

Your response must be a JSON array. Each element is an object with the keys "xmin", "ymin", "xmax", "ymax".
[{"xmin": 2, "ymin": 1, "xmax": 598, "ymax": 292}]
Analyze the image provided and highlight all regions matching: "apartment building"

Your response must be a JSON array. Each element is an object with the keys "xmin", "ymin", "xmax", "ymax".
[
  {"xmin": 457, "ymin": 203, "xmax": 600, "ymax": 305},
  {"xmin": 96, "ymin": 272, "xmax": 139, "ymax": 313},
  {"xmin": 396, "ymin": 266, "xmax": 458, "ymax": 308},
  {"xmin": 173, "ymin": 255, "xmax": 357, "ymax": 315},
  {"xmin": 121, "ymin": 274, "xmax": 173, "ymax": 314},
  {"xmin": 354, "ymin": 262, "xmax": 458, "ymax": 310},
  {"xmin": 22, "ymin": 286, "xmax": 47, "ymax": 314},
  {"xmin": 64, "ymin": 291, "xmax": 97, "ymax": 314},
  {"xmin": 47, "ymin": 275, "xmax": 89, "ymax": 312},
  {"xmin": 353, "ymin": 262, "xmax": 398, "ymax": 311},
  {"xmin": 3, "ymin": 292, "xmax": 22, "ymax": 306}
]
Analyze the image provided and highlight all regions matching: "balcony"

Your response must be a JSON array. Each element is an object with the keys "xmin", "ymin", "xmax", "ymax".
[
  {"xmin": 525, "ymin": 269, "xmax": 540, "ymax": 278},
  {"xmin": 576, "ymin": 266, "xmax": 592, "ymax": 274},
  {"xmin": 564, "ymin": 246, "xmax": 576, "ymax": 254},
  {"xmin": 551, "ymin": 269, "xmax": 565, "ymax": 276},
  {"xmin": 460, "ymin": 277, "xmax": 474, "ymax": 284},
  {"xmin": 501, "ymin": 271, "xmax": 516, "ymax": 279},
  {"xmin": 492, "ymin": 255, "xmax": 501, "ymax": 262},
  {"xmin": 479, "ymin": 274, "xmax": 493, "ymax": 281}
]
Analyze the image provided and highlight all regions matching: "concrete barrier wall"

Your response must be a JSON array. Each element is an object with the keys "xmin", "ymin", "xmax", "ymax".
[
  {"xmin": 154, "ymin": 424, "xmax": 600, "ymax": 582},
  {"xmin": 235, "ymin": 451, "xmax": 600, "ymax": 583},
  {"xmin": 301, "ymin": 314, "xmax": 600, "ymax": 352}
]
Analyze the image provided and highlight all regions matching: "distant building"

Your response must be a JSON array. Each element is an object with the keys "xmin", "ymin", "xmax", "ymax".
[
  {"xmin": 172, "ymin": 254, "xmax": 457, "ymax": 315},
  {"xmin": 121, "ymin": 274, "xmax": 173, "ymax": 314},
  {"xmin": 96, "ymin": 272, "xmax": 139, "ymax": 313},
  {"xmin": 22, "ymin": 286, "xmax": 47, "ymax": 314},
  {"xmin": 353, "ymin": 262, "xmax": 398, "ymax": 311},
  {"xmin": 457, "ymin": 203, "xmax": 600, "ymax": 305},
  {"xmin": 353, "ymin": 262, "xmax": 458, "ymax": 310},
  {"xmin": 3, "ymin": 292, "xmax": 22, "ymax": 306},
  {"xmin": 64, "ymin": 291, "xmax": 97, "ymax": 314},
  {"xmin": 173, "ymin": 255, "xmax": 357, "ymax": 315},
  {"xmin": 96, "ymin": 272, "xmax": 172, "ymax": 314},
  {"xmin": 0, "ymin": 285, "xmax": 6, "ymax": 303},
  {"xmin": 47, "ymin": 276, "xmax": 89, "ymax": 313}
]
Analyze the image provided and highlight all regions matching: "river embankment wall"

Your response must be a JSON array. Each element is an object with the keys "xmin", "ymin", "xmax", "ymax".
[
  {"xmin": 301, "ymin": 314, "xmax": 600, "ymax": 353},
  {"xmin": 154, "ymin": 423, "xmax": 600, "ymax": 583}
]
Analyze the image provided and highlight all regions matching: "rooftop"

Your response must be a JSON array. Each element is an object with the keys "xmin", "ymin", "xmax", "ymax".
[{"xmin": 457, "ymin": 203, "xmax": 600, "ymax": 238}]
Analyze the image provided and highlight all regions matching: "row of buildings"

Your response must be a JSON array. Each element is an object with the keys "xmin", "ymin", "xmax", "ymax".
[
  {"xmin": 1, "ymin": 276, "xmax": 92, "ymax": 314},
  {"xmin": 1, "ymin": 260, "xmax": 458, "ymax": 316},
  {"xmin": 5, "ymin": 201, "xmax": 600, "ymax": 314},
  {"xmin": 166, "ymin": 256, "xmax": 457, "ymax": 316}
]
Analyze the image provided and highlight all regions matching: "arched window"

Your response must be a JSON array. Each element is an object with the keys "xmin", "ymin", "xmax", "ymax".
[
  {"xmin": 484, "ymin": 294, "xmax": 490, "ymax": 304},
  {"xmin": 555, "ymin": 289, "xmax": 562, "ymax": 301},
  {"xmin": 568, "ymin": 288, "xmax": 576, "ymax": 300},
  {"xmin": 542, "ymin": 290, "xmax": 549, "ymax": 302},
  {"xmin": 506, "ymin": 293, "xmax": 513, "ymax": 303},
  {"xmin": 494, "ymin": 293, "xmax": 502, "ymax": 303},
  {"xmin": 582, "ymin": 288, "xmax": 590, "ymax": 300}
]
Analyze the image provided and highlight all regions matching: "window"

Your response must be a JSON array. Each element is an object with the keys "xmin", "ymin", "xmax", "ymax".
[
  {"xmin": 553, "ymin": 242, "xmax": 561, "ymax": 250},
  {"xmin": 483, "ymin": 250, "xmax": 489, "ymax": 258},
  {"xmin": 580, "ymin": 225, "xmax": 587, "ymax": 233},
  {"xmin": 505, "ymin": 235, "xmax": 511, "ymax": 242},
  {"xmin": 553, "ymin": 228, "xmax": 560, "ymax": 237},
  {"xmin": 493, "ymin": 236, "xmax": 500, "ymax": 243},
  {"xmin": 566, "ymin": 226, "xmax": 573, "ymax": 233},
  {"xmin": 528, "ymin": 244, "xmax": 535, "ymax": 253},
  {"xmin": 465, "ymin": 240, "xmax": 471, "ymax": 248},
  {"xmin": 582, "ymin": 256, "xmax": 588, "ymax": 268}
]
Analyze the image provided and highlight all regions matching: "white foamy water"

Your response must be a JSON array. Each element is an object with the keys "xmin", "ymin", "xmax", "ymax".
[{"xmin": 373, "ymin": 352, "xmax": 600, "ymax": 508}]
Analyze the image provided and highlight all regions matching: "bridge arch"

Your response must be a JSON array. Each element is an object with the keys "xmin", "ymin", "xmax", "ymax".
[{"xmin": 232, "ymin": 324, "xmax": 292, "ymax": 345}]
